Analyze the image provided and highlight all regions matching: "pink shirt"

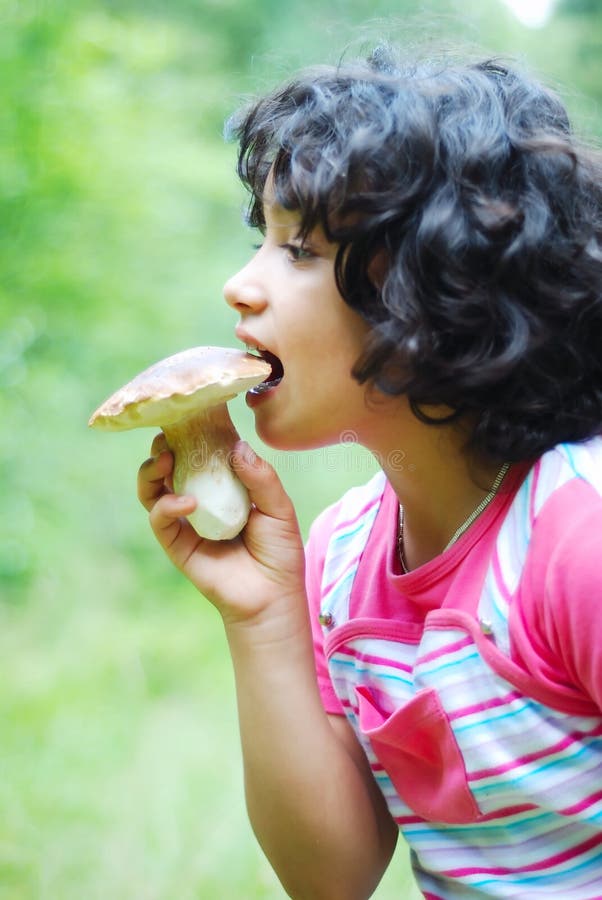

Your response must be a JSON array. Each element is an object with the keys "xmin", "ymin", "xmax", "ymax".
[
  {"xmin": 305, "ymin": 440, "xmax": 602, "ymax": 897},
  {"xmin": 307, "ymin": 460, "xmax": 602, "ymax": 718}
]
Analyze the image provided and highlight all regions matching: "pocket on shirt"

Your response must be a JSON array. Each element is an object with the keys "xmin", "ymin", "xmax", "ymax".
[{"xmin": 355, "ymin": 684, "xmax": 482, "ymax": 824}]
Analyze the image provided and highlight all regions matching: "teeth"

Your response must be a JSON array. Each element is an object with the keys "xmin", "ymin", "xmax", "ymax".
[
  {"xmin": 249, "ymin": 380, "xmax": 273, "ymax": 395},
  {"xmin": 250, "ymin": 376, "xmax": 282, "ymax": 396},
  {"xmin": 246, "ymin": 342, "xmax": 267, "ymax": 355}
]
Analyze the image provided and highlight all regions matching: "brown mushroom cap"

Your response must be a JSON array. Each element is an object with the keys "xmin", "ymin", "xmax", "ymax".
[{"xmin": 88, "ymin": 346, "xmax": 271, "ymax": 431}]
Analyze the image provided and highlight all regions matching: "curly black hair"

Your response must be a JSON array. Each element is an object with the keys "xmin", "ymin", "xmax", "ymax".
[{"xmin": 228, "ymin": 48, "xmax": 602, "ymax": 464}]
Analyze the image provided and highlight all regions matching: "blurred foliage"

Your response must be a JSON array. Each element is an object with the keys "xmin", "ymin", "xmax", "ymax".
[{"xmin": 0, "ymin": 1, "xmax": 600, "ymax": 896}]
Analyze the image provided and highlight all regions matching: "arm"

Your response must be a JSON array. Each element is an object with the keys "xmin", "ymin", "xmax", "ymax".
[
  {"xmin": 227, "ymin": 618, "xmax": 398, "ymax": 900},
  {"xmin": 138, "ymin": 437, "xmax": 397, "ymax": 899}
]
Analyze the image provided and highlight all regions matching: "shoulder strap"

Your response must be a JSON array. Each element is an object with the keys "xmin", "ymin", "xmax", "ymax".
[
  {"xmin": 477, "ymin": 439, "xmax": 602, "ymax": 653},
  {"xmin": 319, "ymin": 472, "xmax": 386, "ymax": 630}
]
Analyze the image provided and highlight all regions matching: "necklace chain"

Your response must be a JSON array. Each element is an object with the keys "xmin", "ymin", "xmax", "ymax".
[{"xmin": 398, "ymin": 462, "xmax": 510, "ymax": 574}]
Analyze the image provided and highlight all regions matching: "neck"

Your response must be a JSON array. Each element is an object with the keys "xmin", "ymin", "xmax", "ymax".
[{"xmin": 367, "ymin": 410, "xmax": 507, "ymax": 570}]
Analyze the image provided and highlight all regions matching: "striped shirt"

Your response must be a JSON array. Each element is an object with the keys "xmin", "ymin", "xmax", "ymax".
[{"xmin": 306, "ymin": 438, "xmax": 602, "ymax": 897}]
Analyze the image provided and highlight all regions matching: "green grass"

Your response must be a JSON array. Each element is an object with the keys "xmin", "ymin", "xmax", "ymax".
[
  {"xmin": 1, "ymin": 567, "xmax": 422, "ymax": 899},
  {"xmin": 1, "ymin": 1, "xmax": 600, "ymax": 896}
]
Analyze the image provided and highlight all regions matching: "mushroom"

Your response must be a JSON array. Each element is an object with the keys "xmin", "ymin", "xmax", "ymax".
[{"xmin": 88, "ymin": 346, "xmax": 271, "ymax": 540}]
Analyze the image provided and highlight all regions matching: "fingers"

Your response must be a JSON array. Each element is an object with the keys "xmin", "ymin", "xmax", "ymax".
[
  {"xmin": 137, "ymin": 444, "xmax": 173, "ymax": 511},
  {"xmin": 231, "ymin": 441, "xmax": 296, "ymax": 524},
  {"xmin": 138, "ymin": 433, "xmax": 202, "ymax": 569},
  {"xmin": 139, "ymin": 436, "xmax": 293, "ymax": 528},
  {"xmin": 148, "ymin": 492, "xmax": 201, "ymax": 567},
  {"xmin": 150, "ymin": 432, "xmax": 168, "ymax": 457}
]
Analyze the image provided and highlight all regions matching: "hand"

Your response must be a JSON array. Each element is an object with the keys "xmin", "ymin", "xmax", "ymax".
[{"xmin": 137, "ymin": 433, "xmax": 306, "ymax": 627}]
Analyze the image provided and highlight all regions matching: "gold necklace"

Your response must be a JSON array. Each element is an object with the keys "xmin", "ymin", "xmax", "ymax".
[{"xmin": 397, "ymin": 462, "xmax": 510, "ymax": 574}]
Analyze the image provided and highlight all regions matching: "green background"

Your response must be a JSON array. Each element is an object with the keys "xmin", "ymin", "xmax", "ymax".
[{"xmin": 1, "ymin": 1, "xmax": 600, "ymax": 896}]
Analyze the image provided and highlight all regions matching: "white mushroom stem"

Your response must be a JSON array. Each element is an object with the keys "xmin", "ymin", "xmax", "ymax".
[{"xmin": 162, "ymin": 403, "xmax": 251, "ymax": 540}]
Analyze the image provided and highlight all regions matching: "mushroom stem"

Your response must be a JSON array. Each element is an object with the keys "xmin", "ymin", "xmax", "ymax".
[{"xmin": 162, "ymin": 403, "xmax": 251, "ymax": 540}]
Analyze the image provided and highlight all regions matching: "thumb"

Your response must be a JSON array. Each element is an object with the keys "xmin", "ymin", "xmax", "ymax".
[{"xmin": 231, "ymin": 441, "xmax": 295, "ymax": 523}]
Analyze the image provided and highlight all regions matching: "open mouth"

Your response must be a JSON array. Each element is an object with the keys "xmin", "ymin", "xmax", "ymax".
[{"xmin": 248, "ymin": 349, "xmax": 284, "ymax": 395}]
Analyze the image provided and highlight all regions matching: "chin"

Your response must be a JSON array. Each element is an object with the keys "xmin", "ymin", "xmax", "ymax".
[{"xmin": 254, "ymin": 420, "xmax": 318, "ymax": 454}]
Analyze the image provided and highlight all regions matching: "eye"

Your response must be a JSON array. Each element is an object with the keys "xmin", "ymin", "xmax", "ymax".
[
  {"xmin": 282, "ymin": 242, "xmax": 314, "ymax": 263},
  {"xmin": 251, "ymin": 225, "xmax": 266, "ymax": 252}
]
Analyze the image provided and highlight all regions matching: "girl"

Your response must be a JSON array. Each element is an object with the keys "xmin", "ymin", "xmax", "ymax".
[{"xmin": 138, "ymin": 48, "xmax": 602, "ymax": 898}]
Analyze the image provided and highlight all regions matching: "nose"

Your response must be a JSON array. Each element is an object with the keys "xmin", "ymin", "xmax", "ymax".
[{"xmin": 223, "ymin": 255, "xmax": 267, "ymax": 314}]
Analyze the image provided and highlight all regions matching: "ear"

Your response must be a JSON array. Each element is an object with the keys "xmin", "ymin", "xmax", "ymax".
[{"xmin": 367, "ymin": 247, "xmax": 390, "ymax": 289}]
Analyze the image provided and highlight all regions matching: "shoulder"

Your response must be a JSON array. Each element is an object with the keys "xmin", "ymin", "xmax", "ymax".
[
  {"xmin": 498, "ymin": 437, "xmax": 602, "ymax": 567},
  {"xmin": 305, "ymin": 472, "xmax": 387, "ymax": 576},
  {"xmin": 524, "ymin": 438, "xmax": 602, "ymax": 568},
  {"xmin": 529, "ymin": 437, "xmax": 602, "ymax": 512},
  {"xmin": 530, "ymin": 441, "xmax": 602, "ymax": 626},
  {"xmin": 510, "ymin": 437, "xmax": 602, "ymax": 605},
  {"xmin": 508, "ymin": 438, "xmax": 602, "ymax": 708},
  {"xmin": 307, "ymin": 471, "xmax": 387, "ymax": 545}
]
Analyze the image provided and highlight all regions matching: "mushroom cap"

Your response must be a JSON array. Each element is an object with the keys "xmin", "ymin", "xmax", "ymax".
[{"xmin": 88, "ymin": 346, "xmax": 271, "ymax": 431}]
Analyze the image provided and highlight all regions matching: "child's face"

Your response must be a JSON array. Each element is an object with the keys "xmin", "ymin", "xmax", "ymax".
[{"xmin": 223, "ymin": 184, "xmax": 376, "ymax": 452}]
